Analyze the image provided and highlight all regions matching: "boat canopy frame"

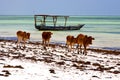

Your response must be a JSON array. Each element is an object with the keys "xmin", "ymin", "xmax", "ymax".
[{"xmin": 34, "ymin": 15, "xmax": 69, "ymax": 27}]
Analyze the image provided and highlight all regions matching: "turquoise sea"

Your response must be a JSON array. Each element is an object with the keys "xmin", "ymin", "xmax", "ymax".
[{"xmin": 0, "ymin": 15, "xmax": 120, "ymax": 50}]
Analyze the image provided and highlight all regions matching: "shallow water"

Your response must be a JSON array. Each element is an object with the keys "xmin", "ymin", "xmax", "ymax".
[{"xmin": 0, "ymin": 15, "xmax": 120, "ymax": 50}]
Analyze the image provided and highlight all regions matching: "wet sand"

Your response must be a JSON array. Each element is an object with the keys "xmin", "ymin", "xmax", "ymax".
[{"xmin": 0, "ymin": 39, "xmax": 120, "ymax": 80}]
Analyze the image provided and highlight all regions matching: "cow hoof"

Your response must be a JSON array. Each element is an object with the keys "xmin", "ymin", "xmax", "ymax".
[
  {"xmin": 83, "ymin": 52, "xmax": 85, "ymax": 55},
  {"xmin": 23, "ymin": 46, "xmax": 26, "ymax": 49},
  {"xmin": 68, "ymin": 50, "xmax": 71, "ymax": 52},
  {"xmin": 43, "ymin": 46, "xmax": 47, "ymax": 50},
  {"xmin": 83, "ymin": 52, "xmax": 87, "ymax": 55}
]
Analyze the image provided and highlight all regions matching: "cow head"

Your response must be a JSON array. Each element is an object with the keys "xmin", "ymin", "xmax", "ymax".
[
  {"xmin": 26, "ymin": 33, "xmax": 30, "ymax": 39},
  {"xmin": 49, "ymin": 32, "xmax": 53, "ymax": 38},
  {"xmin": 22, "ymin": 32, "xmax": 30, "ymax": 41},
  {"xmin": 50, "ymin": 32, "xmax": 53, "ymax": 35},
  {"xmin": 87, "ymin": 36, "xmax": 95, "ymax": 44}
]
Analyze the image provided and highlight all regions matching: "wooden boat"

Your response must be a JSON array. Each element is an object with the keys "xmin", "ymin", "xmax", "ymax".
[{"xmin": 34, "ymin": 15, "xmax": 84, "ymax": 31}]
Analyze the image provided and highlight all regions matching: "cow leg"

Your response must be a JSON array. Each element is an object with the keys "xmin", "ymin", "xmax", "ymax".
[
  {"xmin": 71, "ymin": 43, "xmax": 75, "ymax": 53},
  {"xmin": 77, "ymin": 44, "xmax": 80, "ymax": 54},
  {"xmin": 69, "ymin": 44, "xmax": 72, "ymax": 52},
  {"xmin": 47, "ymin": 40, "xmax": 50, "ymax": 47},
  {"xmin": 65, "ymin": 43, "xmax": 68, "ymax": 52},
  {"xmin": 44, "ymin": 41, "xmax": 47, "ymax": 50},
  {"xmin": 23, "ymin": 40, "xmax": 26, "ymax": 48},
  {"xmin": 42, "ymin": 40, "xmax": 46, "ymax": 50},
  {"xmin": 72, "ymin": 44, "xmax": 75, "ymax": 53},
  {"xmin": 16, "ymin": 37, "xmax": 21, "ymax": 48},
  {"xmin": 66, "ymin": 43, "xmax": 70, "ymax": 52},
  {"xmin": 16, "ymin": 39, "xmax": 19, "ymax": 48},
  {"xmin": 42, "ymin": 39, "xmax": 45, "ymax": 47},
  {"xmin": 42, "ymin": 39, "xmax": 44, "ymax": 46},
  {"xmin": 77, "ymin": 44, "xmax": 82, "ymax": 54},
  {"xmin": 71, "ymin": 44, "xmax": 74, "ymax": 52},
  {"xmin": 67, "ymin": 45, "xmax": 70, "ymax": 52},
  {"xmin": 83, "ymin": 45, "xmax": 87, "ymax": 55},
  {"xmin": 68, "ymin": 43, "xmax": 72, "ymax": 52},
  {"xmin": 79, "ymin": 45, "xmax": 82, "ymax": 54}
]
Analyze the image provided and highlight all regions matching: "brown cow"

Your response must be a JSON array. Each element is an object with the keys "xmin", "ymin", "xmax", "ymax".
[
  {"xmin": 16, "ymin": 30, "xmax": 30, "ymax": 48},
  {"xmin": 66, "ymin": 35, "xmax": 77, "ymax": 52},
  {"xmin": 76, "ymin": 34, "xmax": 94, "ymax": 55},
  {"xmin": 42, "ymin": 31, "xmax": 53, "ymax": 48}
]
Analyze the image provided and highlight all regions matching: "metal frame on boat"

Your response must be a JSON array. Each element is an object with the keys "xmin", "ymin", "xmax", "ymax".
[{"xmin": 34, "ymin": 15, "xmax": 84, "ymax": 30}]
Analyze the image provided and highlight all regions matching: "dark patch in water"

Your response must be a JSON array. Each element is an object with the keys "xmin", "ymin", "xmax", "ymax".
[
  {"xmin": 102, "ymin": 47, "xmax": 120, "ymax": 51},
  {"xmin": 0, "ymin": 37, "xmax": 17, "ymax": 40}
]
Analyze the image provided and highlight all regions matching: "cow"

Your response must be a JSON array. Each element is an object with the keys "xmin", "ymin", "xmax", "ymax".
[
  {"xmin": 66, "ymin": 35, "xmax": 77, "ymax": 52},
  {"xmin": 76, "ymin": 34, "xmax": 94, "ymax": 55},
  {"xmin": 16, "ymin": 30, "xmax": 30, "ymax": 48},
  {"xmin": 42, "ymin": 31, "xmax": 53, "ymax": 49}
]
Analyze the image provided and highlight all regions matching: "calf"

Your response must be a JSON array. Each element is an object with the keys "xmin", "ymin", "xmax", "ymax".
[
  {"xmin": 42, "ymin": 31, "xmax": 53, "ymax": 48},
  {"xmin": 66, "ymin": 35, "xmax": 77, "ymax": 52},
  {"xmin": 16, "ymin": 30, "xmax": 30, "ymax": 48},
  {"xmin": 76, "ymin": 34, "xmax": 94, "ymax": 55}
]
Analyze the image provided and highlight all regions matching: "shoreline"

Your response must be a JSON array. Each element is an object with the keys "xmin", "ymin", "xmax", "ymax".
[
  {"xmin": 0, "ymin": 39, "xmax": 120, "ymax": 54},
  {"xmin": 0, "ymin": 36, "xmax": 120, "ymax": 52}
]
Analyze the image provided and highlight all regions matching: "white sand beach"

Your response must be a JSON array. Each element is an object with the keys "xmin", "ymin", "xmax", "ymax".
[{"xmin": 0, "ymin": 40, "xmax": 120, "ymax": 80}]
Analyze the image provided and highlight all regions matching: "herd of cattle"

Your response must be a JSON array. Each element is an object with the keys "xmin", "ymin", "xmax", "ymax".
[{"xmin": 16, "ymin": 30, "xmax": 95, "ymax": 55}]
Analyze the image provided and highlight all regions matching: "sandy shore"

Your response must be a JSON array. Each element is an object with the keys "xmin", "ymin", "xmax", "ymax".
[{"xmin": 0, "ymin": 39, "xmax": 120, "ymax": 80}]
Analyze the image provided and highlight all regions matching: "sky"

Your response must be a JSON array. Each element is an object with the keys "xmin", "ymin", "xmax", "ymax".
[{"xmin": 0, "ymin": 0, "xmax": 120, "ymax": 15}]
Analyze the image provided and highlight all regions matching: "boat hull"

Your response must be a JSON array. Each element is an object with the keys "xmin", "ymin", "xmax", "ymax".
[{"xmin": 35, "ymin": 24, "xmax": 84, "ymax": 31}]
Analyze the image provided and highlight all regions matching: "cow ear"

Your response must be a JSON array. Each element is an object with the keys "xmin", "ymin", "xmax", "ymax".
[
  {"xmin": 92, "ymin": 37, "xmax": 95, "ymax": 40},
  {"xmin": 28, "ymin": 33, "xmax": 30, "ymax": 36},
  {"xmin": 23, "ymin": 31, "xmax": 26, "ymax": 34},
  {"xmin": 28, "ymin": 33, "xmax": 30, "ymax": 35},
  {"xmin": 85, "ymin": 35, "xmax": 88, "ymax": 38},
  {"xmin": 89, "ymin": 36, "xmax": 95, "ymax": 40}
]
